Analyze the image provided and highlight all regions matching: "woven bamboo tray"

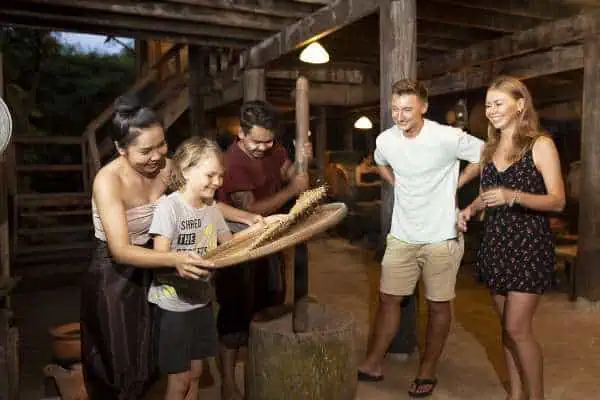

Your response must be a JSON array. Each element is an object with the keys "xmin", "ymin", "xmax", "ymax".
[{"xmin": 204, "ymin": 202, "xmax": 347, "ymax": 268}]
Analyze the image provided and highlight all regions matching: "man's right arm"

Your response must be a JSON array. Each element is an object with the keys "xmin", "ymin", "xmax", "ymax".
[{"xmin": 230, "ymin": 184, "xmax": 299, "ymax": 216}]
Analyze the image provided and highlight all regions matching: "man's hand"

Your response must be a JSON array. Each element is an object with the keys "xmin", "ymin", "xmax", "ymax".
[
  {"xmin": 290, "ymin": 172, "xmax": 310, "ymax": 195},
  {"xmin": 457, "ymin": 207, "xmax": 474, "ymax": 232}
]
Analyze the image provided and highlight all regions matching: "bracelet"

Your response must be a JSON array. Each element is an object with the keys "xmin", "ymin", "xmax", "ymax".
[{"xmin": 509, "ymin": 191, "xmax": 520, "ymax": 207}]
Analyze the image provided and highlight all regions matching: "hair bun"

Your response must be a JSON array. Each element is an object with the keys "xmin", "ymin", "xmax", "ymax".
[{"xmin": 114, "ymin": 95, "xmax": 142, "ymax": 118}]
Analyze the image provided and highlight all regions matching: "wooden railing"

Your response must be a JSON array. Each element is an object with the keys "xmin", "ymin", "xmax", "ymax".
[{"xmin": 83, "ymin": 43, "xmax": 188, "ymax": 180}]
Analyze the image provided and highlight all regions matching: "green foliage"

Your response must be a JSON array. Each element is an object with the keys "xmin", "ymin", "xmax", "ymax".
[{"xmin": 1, "ymin": 27, "xmax": 135, "ymax": 135}]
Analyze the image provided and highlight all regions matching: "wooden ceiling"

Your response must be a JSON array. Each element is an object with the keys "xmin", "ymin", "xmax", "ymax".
[{"xmin": 2, "ymin": 0, "xmax": 599, "ymax": 109}]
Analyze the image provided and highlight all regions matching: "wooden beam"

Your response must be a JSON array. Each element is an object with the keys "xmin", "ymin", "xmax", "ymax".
[
  {"xmin": 418, "ymin": 2, "xmax": 542, "ymax": 33},
  {"xmin": 417, "ymin": 11, "xmax": 600, "ymax": 78},
  {"xmin": 379, "ymin": 0, "xmax": 419, "ymax": 356},
  {"xmin": 292, "ymin": 83, "xmax": 379, "ymax": 105},
  {"xmin": 19, "ymin": 0, "xmax": 293, "ymax": 31},
  {"xmin": 162, "ymin": 0, "xmax": 319, "ymax": 18},
  {"xmin": 0, "ymin": 5, "xmax": 269, "ymax": 42},
  {"xmin": 242, "ymin": 0, "xmax": 379, "ymax": 68},
  {"xmin": 0, "ymin": 13, "xmax": 258, "ymax": 49},
  {"xmin": 266, "ymin": 67, "xmax": 366, "ymax": 84},
  {"xmin": 576, "ymin": 35, "xmax": 600, "ymax": 301},
  {"xmin": 243, "ymin": 69, "xmax": 266, "ymax": 101},
  {"xmin": 418, "ymin": 21, "xmax": 500, "ymax": 42},
  {"xmin": 200, "ymin": 0, "xmax": 378, "ymax": 95},
  {"xmin": 431, "ymin": 0, "xmax": 579, "ymax": 20},
  {"xmin": 425, "ymin": 45, "xmax": 584, "ymax": 96}
]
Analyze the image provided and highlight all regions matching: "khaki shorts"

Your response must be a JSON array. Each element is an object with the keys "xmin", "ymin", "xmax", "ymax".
[{"xmin": 380, "ymin": 234, "xmax": 464, "ymax": 301}]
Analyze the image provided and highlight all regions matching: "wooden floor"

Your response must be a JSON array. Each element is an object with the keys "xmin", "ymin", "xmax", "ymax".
[{"xmin": 12, "ymin": 235, "xmax": 600, "ymax": 400}]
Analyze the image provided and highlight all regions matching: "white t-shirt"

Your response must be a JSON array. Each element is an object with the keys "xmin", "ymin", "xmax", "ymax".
[{"xmin": 374, "ymin": 119, "xmax": 484, "ymax": 244}]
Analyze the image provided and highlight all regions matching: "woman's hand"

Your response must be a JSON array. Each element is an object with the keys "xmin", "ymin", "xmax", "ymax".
[
  {"xmin": 481, "ymin": 187, "xmax": 514, "ymax": 208},
  {"xmin": 457, "ymin": 206, "xmax": 474, "ymax": 232},
  {"xmin": 173, "ymin": 252, "xmax": 215, "ymax": 279}
]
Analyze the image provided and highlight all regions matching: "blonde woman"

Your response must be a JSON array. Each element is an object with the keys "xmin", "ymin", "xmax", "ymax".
[{"xmin": 459, "ymin": 76, "xmax": 565, "ymax": 400}]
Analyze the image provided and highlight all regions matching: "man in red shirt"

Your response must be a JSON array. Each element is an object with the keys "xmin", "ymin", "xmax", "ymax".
[{"xmin": 216, "ymin": 100, "xmax": 311, "ymax": 400}]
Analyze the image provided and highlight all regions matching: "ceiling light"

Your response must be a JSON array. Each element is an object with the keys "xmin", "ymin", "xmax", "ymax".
[
  {"xmin": 354, "ymin": 116, "xmax": 373, "ymax": 130},
  {"xmin": 299, "ymin": 42, "xmax": 329, "ymax": 64}
]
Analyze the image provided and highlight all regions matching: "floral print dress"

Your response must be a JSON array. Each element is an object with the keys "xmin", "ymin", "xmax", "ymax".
[{"xmin": 476, "ymin": 150, "xmax": 555, "ymax": 295}]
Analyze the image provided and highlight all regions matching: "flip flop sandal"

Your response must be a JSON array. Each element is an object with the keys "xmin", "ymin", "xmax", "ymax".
[
  {"xmin": 408, "ymin": 377, "xmax": 438, "ymax": 398},
  {"xmin": 357, "ymin": 370, "xmax": 384, "ymax": 382}
]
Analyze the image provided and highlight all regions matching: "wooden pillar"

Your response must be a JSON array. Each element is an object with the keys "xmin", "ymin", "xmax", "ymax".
[
  {"xmin": 379, "ymin": 0, "xmax": 419, "ymax": 354},
  {"xmin": 315, "ymin": 107, "xmax": 327, "ymax": 181},
  {"xmin": 243, "ymin": 68, "xmax": 266, "ymax": 102},
  {"xmin": 188, "ymin": 45, "xmax": 207, "ymax": 138},
  {"xmin": 343, "ymin": 119, "xmax": 354, "ymax": 151},
  {"xmin": 134, "ymin": 39, "xmax": 148, "ymax": 77},
  {"xmin": 0, "ymin": 51, "xmax": 9, "ymax": 282},
  {"xmin": 576, "ymin": 35, "xmax": 600, "ymax": 301}
]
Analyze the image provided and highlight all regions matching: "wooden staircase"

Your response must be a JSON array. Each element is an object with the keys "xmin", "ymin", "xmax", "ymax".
[
  {"xmin": 10, "ymin": 43, "xmax": 206, "ymax": 281},
  {"xmin": 10, "ymin": 135, "xmax": 94, "ymax": 277}
]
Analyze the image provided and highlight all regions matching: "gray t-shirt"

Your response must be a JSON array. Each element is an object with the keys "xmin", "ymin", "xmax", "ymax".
[{"xmin": 148, "ymin": 191, "xmax": 230, "ymax": 312}]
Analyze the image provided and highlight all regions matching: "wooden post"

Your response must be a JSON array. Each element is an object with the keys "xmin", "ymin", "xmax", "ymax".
[
  {"xmin": 243, "ymin": 69, "xmax": 266, "ymax": 102},
  {"xmin": 188, "ymin": 45, "xmax": 207, "ymax": 138},
  {"xmin": 379, "ymin": 0, "xmax": 419, "ymax": 354},
  {"xmin": 0, "ymin": 51, "xmax": 9, "ymax": 282},
  {"xmin": 293, "ymin": 76, "xmax": 310, "ymax": 333},
  {"xmin": 343, "ymin": 119, "xmax": 354, "ymax": 151},
  {"xmin": 576, "ymin": 35, "xmax": 600, "ymax": 301},
  {"xmin": 315, "ymin": 107, "xmax": 327, "ymax": 182}
]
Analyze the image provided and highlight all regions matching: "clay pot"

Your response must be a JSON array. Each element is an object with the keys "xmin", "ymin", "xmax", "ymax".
[
  {"xmin": 49, "ymin": 322, "xmax": 81, "ymax": 362},
  {"xmin": 44, "ymin": 363, "xmax": 88, "ymax": 400}
]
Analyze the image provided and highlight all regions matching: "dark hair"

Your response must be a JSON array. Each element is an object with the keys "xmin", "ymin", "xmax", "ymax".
[
  {"xmin": 391, "ymin": 79, "xmax": 428, "ymax": 103},
  {"xmin": 111, "ymin": 95, "xmax": 163, "ymax": 148},
  {"xmin": 239, "ymin": 100, "xmax": 278, "ymax": 135}
]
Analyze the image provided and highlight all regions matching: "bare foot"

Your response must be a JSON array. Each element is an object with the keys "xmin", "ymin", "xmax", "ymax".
[{"xmin": 221, "ymin": 383, "xmax": 243, "ymax": 400}]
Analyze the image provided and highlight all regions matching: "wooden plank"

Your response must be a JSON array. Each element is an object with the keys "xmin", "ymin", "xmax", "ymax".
[
  {"xmin": 576, "ymin": 35, "xmax": 600, "ymax": 301},
  {"xmin": 18, "ymin": 225, "xmax": 93, "ymax": 235},
  {"xmin": 431, "ymin": 0, "xmax": 579, "ymax": 19},
  {"xmin": 425, "ymin": 45, "xmax": 584, "ymax": 96},
  {"xmin": 0, "ymin": 7, "xmax": 268, "ymax": 43},
  {"xmin": 417, "ymin": 2, "xmax": 542, "ymax": 33},
  {"xmin": 18, "ymin": 0, "xmax": 293, "ymax": 31},
  {"xmin": 14, "ymin": 241, "xmax": 95, "ymax": 255},
  {"xmin": 417, "ymin": 11, "xmax": 600, "ymax": 78},
  {"xmin": 0, "ymin": 51, "xmax": 9, "ymax": 286},
  {"xmin": 11, "ymin": 135, "xmax": 81, "ymax": 144},
  {"xmin": 162, "ymin": 0, "xmax": 318, "ymax": 18},
  {"xmin": 267, "ymin": 67, "xmax": 365, "ymax": 84},
  {"xmin": 21, "ymin": 209, "xmax": 91, "ymax": 218},
  {"xmin": 16, "ymin": 164, "xmax": 84, "ymax": 172}
]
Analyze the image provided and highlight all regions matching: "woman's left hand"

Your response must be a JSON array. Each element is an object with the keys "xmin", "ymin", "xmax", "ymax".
[{"xmin": 481, "ymin": 187, "xmax": 514, "ymax": 207}]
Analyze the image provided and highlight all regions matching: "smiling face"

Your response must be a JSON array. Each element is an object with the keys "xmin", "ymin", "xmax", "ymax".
[
  {"xmin": 118, "ymin": 123, "xmax": 168, "ymax": 176},
  {"xmin": 391, "ymin": 94, "xmax": 427, "ymax": 137},
  {"xmin": 238, "ymin": 125, "xmax": 275, "ymax": 159},
  {"xmin": 485, "ymin": 89, "xmax": 524, "ymax": 133},
  {"xmin": 182, "ymin": 152, "xmax": 224, "ymax": 201}
]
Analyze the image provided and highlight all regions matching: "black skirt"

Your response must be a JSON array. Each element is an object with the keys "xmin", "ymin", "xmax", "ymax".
[{"xmin": 80, "ymin": 240, "xmax": 156, "ymax": 400}]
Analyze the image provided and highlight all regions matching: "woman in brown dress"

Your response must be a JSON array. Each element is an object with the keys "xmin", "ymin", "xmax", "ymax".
[
  {"xmin": 458, "ymin": 76, "xmax": 565, "ymax": 400},
  {"xmin": 81, "ymin": 96, "xmax": 260, "ymax": 399}
]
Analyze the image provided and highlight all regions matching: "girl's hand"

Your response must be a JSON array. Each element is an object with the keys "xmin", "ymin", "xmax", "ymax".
[
  {"xmin": 174, "ymin": 252, "xmax": 214, "ymax": 279},
  {"xmin": 481, "ymin": 187, "xmax": 514, "ymax": 207},
  {"xmin": 457, "ymin": 207, "xmax": 474, "ymax": 232},
  {"xmin": 246, "ymin": 213, "xmax": 264, "ymax": 226}
]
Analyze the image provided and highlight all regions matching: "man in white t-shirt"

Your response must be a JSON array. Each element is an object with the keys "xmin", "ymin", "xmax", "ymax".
[{"xmin": 357, "ymin": 79, "xmax": 484, "ymax": 398}]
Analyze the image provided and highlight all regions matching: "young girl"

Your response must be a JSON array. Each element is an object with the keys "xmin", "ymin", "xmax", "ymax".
[{"xmin": 148, "ymin": 137, "xmax": 259, "ymax": 400}]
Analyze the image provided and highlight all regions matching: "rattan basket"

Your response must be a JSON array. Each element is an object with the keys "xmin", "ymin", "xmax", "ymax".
[{"xmin": 204, "ymin": 202, "xmax": 347, "ymax": 268}]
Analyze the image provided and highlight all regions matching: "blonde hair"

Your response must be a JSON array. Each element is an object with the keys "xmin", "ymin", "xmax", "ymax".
[
  {"xmin": 170, "ymin": 137, "xmax": 222, "ymax": 190},
  {"xmin": 482, "ymin": 76, "xmax": 546, "ymax": 164}
]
